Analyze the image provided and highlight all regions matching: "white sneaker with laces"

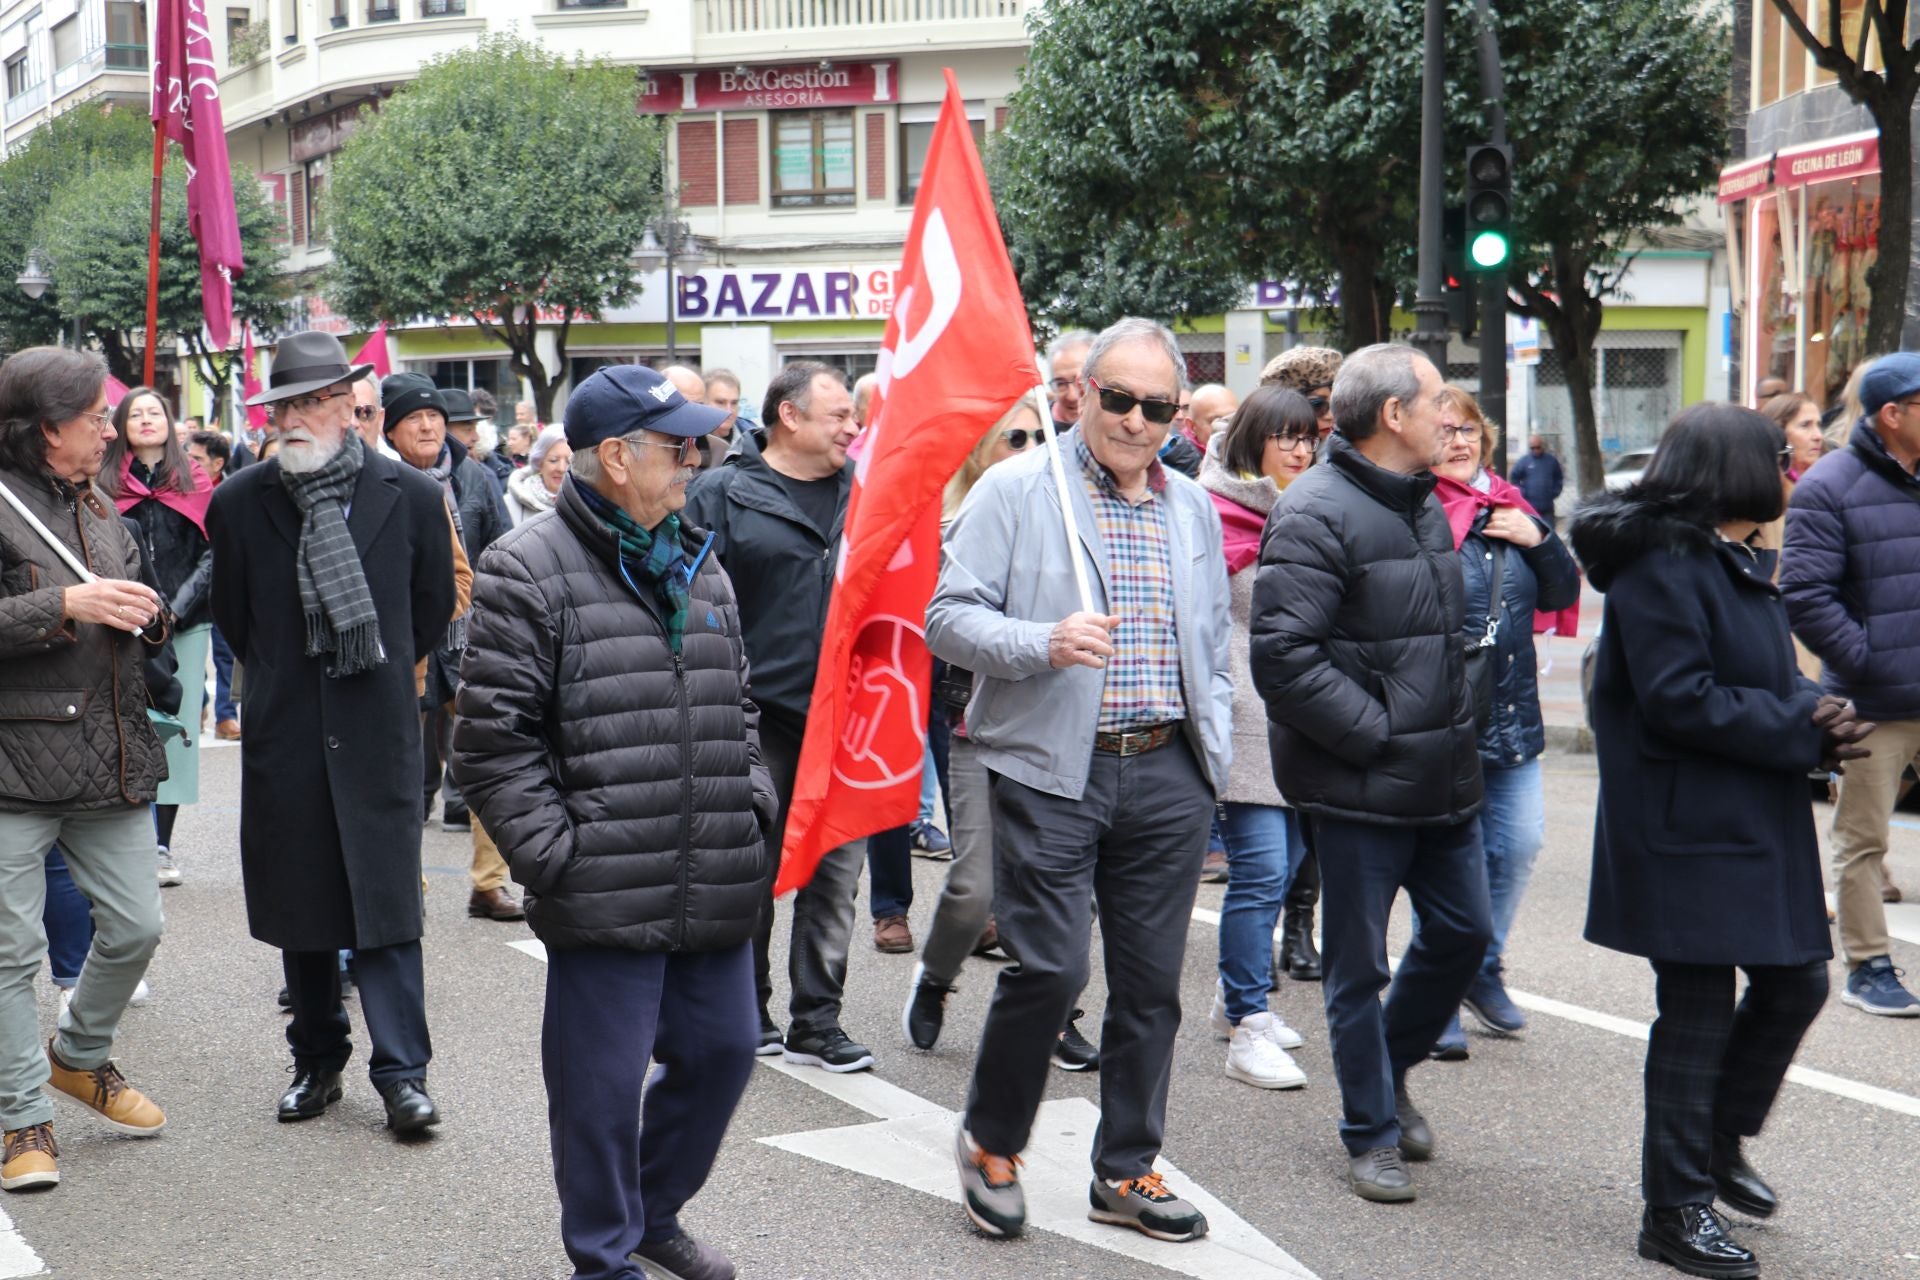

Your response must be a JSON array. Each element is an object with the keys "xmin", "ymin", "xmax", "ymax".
[
  {"xmin": 129, "ymin": 979, "xmax": 151, "ymax": 1007},
  {"xmin": 1211, "ymin": 981, "xmax": 1303, "ymax": 1048},
  {"xmin": 1224, "ymin": 1012, "xmax": 1307, "ymax": 1090},
  {"xmin": 155, "ymin": 847, "xmax": 183, "ymax": 887}
]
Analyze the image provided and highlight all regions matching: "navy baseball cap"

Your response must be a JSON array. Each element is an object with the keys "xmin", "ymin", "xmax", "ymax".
[
  {"xmin": 564, "ymin": 365, "xmax": 729, "ymax": 451},
  {"xmin": 1858, "ymin": 352, "xmax": 1920, "ymax": 418}
]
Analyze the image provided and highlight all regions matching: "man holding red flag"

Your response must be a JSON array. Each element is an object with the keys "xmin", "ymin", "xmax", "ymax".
[{"xmin": 928, "ymin": 317, "xmax": 1233, "ymax": 1243}]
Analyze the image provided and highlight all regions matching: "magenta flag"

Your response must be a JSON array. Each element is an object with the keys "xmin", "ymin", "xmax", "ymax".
[
  {"xmin": 351, "ymin": 323, "xmax": 393, "ymax": 379},
  {"xmin": 104, "ymin": 375, "xmax": 130, "ymax": 407},
  {"xmin": 241, "ymin": 325, "xmax": 267, "ymax": 428},
  {"xmin": 151, "ymin": 0, "xmax": 244, "ymax": 349}
]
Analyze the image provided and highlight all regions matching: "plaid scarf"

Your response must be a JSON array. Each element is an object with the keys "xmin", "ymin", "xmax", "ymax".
[
  {"xmin": 574, "ymin": 478, "xmax": 691, "ymax": 652},
  {"xmin": 279, "ymin": 432, "xmax": 385, "ymax": 676}
]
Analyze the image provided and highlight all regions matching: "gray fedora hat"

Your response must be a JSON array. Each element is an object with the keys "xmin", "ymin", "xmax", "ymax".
[{"xmin": 246, "ymin": 330, "xmax": 375, "ymax": 406}]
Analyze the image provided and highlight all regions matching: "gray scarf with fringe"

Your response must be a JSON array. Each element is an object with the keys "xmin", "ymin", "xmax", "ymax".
[{"xmin": 280, "ymin": 432, "xmax": 385, "ymax": 676}]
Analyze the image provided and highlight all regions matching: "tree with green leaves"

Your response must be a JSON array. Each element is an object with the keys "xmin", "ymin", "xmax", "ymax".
[
  {"xmin": 0, "ymin": 105, "xmax": 152, "ymax": 356},
  {"xmin": 327, "ymin": 35, "xmax": 667, "ymax": 420},
  {"xmin": 991, "ymin": 0, "xmax": 1727, "ymax": 491},
  {"xmin": 35, "ymin": 156, "xmax": 289, "ymax": 404},
  {"xmin": 1767, "ymin": 0, "xmax": 1917, "ymax": 357},
  {"xmin": 1499, "ymin": 0, "xmax": 1729, "ymax": 493}
]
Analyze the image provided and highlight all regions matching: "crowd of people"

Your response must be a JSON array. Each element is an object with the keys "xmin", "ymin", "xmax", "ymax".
[{"xmin": 0, "ymin": 316, "xmax": 1912, "ymax": 1280}]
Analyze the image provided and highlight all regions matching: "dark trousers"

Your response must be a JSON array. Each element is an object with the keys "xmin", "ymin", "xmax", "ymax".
[
  {"xmin": 210, "ymin": 625, "xmax": 237, "ymax": 722},
  {"xmin": 544, "ymin": 943, "xmax": 756, "ymax": 1280},
  {"xmin": 751, "ymin": 715, "xmax": 865, "ymax": 1034},
  {"xmin": 1643, "ymin": 959, "xmax": 1827, "ymax": 1207},
  {"xmin": 1316, "ymin": 815, "xmax": 1492, "ymax": 1154},
  {"xmin": 867, "ymin": 825, "xmax": 914, "ymax": 920},
  {"xmin": 1286, "ymin": 843, "xmax": 1321, "ymax": 912},
  {"xmin": 283, "ymin": 941, "xmax": 431, "ymax": 1091},
  {"xmin": 43, "ymin": 846, "xmax": 92, "ymax": 987},
  {"xmin": 422, "ymin": 703, "xmax": 463, "ymax": 815},
  {"xmin": 964, "ymin": 738, "xmax": 1213, "ymax": 1180}
]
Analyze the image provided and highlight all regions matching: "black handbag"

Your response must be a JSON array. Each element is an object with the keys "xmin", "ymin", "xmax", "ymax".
[{"xmin": 1464, "ymin": 540, "xmax": 1506, "ymax": 731}]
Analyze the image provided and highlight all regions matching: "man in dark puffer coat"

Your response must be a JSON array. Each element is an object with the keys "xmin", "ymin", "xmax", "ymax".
[
  {"xmin": 1250, "ymin": 343, "xmax": 1490, "ymax": 1205},
  {"xmin": 451, "ymin": 366, "xmax": 776, "ymax": 1280},
  {"xmin": 1782, "ymin": 351, "xmax": 1920, "ymax": 1017}
]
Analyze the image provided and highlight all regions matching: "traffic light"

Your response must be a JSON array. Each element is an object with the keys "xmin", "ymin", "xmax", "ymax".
[
  {"xmin": 1464, "ymin": 142, "xmax": 1512, "ymax": 271},
  {"xmin": 1442, "ymin": 205, "xmax": 1475, "ymax": 339}
]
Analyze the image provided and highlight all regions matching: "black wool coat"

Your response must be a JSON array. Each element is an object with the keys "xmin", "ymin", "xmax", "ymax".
[
  {"xmin": 1570, "ymin": 493, "xmax": 1832, "ymax": 968},
  {"xmin": 208, "ymin": 451, "xmax": 456, "ymax": 951},
  {"xmin": 450, "ymin": 477, "xmax": 779, "ymax": 953},
  {"xmin": 1250, "ymin": 433, "xmax": 1483, "ymax": 825}
]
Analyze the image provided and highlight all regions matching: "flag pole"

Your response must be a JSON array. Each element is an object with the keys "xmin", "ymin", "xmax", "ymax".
[
  {"xmin": 1034, "ymin": 383, "xmax": 1095, "ymax": 614},
  {"xmin": 141, "ymin": 123, "xmax": 165, "ymax": 387}
]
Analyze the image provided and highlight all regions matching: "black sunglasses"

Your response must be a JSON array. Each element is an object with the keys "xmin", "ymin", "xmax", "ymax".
[
  {"xmin": 1086, "ymin": 376, "xmax": 1180, "ymax": 426},
  {"xmin": 1003, "ymin": 426, "xmax": 1047, "ymax": 449},
  {"xmin": 1306, "ymin": 395, "xmax": 1330, "ymax": 414}
]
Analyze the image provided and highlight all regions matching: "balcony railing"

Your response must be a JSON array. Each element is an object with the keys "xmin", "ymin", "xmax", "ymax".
[
  {"xmin": 421, "ymin": 0, "xmax": 467, "ymax": 14},
  {"xmin": 366, "ymin": 1, "xmax": 401, "ymax": 20},
  {"xmin": 5, "ymin": 80, "xmax": 49, "ymax": 116},
  {"xmin": 696, "ymin": 0, "xmax": 1025, "ymax": 31}
]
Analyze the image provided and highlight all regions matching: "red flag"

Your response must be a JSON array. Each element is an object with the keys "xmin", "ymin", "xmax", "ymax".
[
  {"xmin": 351, "ymin": 323, "xmax": 393, "ymax": 379},
  {"xmin": 241, "ymin": 325, "xmax": 267, "ymax": 429},
  {"xmin": 104, "ymin": 375, "xmax": 130, "ymax": 408},
  {"xmin": 776, "ymin": 70, "xmax": 1041, "ymax": 895},
  {"xmin": 151, "ymin": 0, "xmax": 244, "ymax": 348}
]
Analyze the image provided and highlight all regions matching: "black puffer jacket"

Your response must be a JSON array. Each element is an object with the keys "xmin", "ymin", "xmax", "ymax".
[
  {"xmin": 450, "ymin": 476, "xmax": 779, "ymax": 953},
  {"xmin": 0, "ymin": 468, "xmax": 168, "ymax": 811},
  {"xmin": 681, "ymin": 427, "xmax": 849, "ymax": 735},
  {"xmin": 1250, "ymin": 433, "xmax": 1483, "ymax": 824}
]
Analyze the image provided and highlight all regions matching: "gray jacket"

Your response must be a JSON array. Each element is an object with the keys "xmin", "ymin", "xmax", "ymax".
[
  {"xmin": 926, "ymin": 430, "xmax": 1233, "ymax": 801},
  {"xmin": 1196, "ymin": 439, "xmax": 1286, "ymax": 808}
]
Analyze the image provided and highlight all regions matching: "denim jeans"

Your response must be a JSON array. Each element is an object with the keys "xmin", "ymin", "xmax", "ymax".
[
  {"xmin": 210, "ymin": 624, "xmax": 238, "ymax": 722},
  {"xmin": 867, "ymin": 824, "xmax": 914, "ymax": 920},
  {"xmin": 1477, "ymin": 758, "xmax": 1544, "ymax": 978},
  {"xmin": 1216, "ymin": 803, "xmax": 1300, "ymax": 1023},
  {"xmin": 43, "ymin": 846, "xmax": 93, "ymax": 988}
]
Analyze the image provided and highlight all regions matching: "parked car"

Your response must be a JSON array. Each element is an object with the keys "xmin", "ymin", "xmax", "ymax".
[{"xmin": 1603, "ymin": 448, "xmax": 1655, "ymax": 492}]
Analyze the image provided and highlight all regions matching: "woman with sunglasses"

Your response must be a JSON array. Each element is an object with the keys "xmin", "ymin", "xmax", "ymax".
[
  {"xmin": 1412, "ymin": 387, "xmax": 1579, "ymax": 1061},
  {"xmin": 100, "ymin": 387, "xmax": 214, "ymax": 889},
  {"xmin": 1194, "ymin": 385, "xmax": 1324, "ymax": 1089},
  {"xmin": 1570, "ymin": 404, "xmax": 1870, "ymax": 1278}
]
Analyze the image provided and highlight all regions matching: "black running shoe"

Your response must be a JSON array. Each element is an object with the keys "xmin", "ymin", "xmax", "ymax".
[
  {"xmin": 1052, "ymin": 1008, "xmax": 1100, "ymax": 1072},
  {"xmin": 783, "ymin": 1026, "xmax": 875, "ymax": 1073}
]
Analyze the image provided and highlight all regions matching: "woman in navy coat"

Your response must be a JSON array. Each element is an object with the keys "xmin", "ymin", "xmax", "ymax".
[{"xmin": 1570, "ymin": 404, "xmax": 1873, "ymax": 1280}]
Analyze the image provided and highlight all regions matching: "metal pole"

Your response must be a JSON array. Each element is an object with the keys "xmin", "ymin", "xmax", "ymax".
[
  {"xmin": 1474, "ymin": 0, "xmax": 1510, "ymax": 475},
  {"xmin": 1412, "ymin": 0, "xmax": 1449, "ymax": 369}
]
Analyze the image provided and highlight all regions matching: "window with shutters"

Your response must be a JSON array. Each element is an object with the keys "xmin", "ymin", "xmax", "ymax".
[
  {"xmin": 288, "ymin": 169, "xmax": 307, "ymax": 245},
  {"xmin": 897, "ymin": 102, "xmax": 984, "ymax": 204},
  {"xmin": 104, "ymin": 1, "xmax": 147, "ymax": 68},
  {"xmin": 49, "ymin": 16, "xmax": 78, "ymax": 71},
  {"xmin": 304, "ymin": 156, "xmax": 328, "ymax": 246},
  {"xmin": 770, "ymin": 110, "xmax": 855, "ymax": 209}
]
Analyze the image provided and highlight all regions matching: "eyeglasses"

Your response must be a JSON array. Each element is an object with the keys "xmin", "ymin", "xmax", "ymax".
[
  {"xmin": 1048, "ymin": 376, "xmax": 1076, "ymax": 394},
  {"xmin": 1270, "ymin": 431, "xmax": 1318, "ymax": 453},
  {"xmin": 620, "ymin": 433, "xmax": 701, "ymax": 466},
  {"xmin": 1441, "ymin": 423, "xmax": 1483, "ymax": 443},
  {"xmin": 352, "ymin": 406, "xmax": 379, "ymax": 421},
  {"xmin": 1002, "ymin": 427, "xmax": 1047, "ymax": 449},
  {"xmin": 283, "ymin": 390, "xmax": 353, "ymax": 416},
  {"xmin": 1778, "ymin": 444, "xmax": 1796, "ymax": 472},
  {"xmin": 77, "ymin": 408, "xmax": 113, "ymax": 431},
  {"xmin": 1086, "ymin": 376, "xmax": 1180, "ymax": 426}
]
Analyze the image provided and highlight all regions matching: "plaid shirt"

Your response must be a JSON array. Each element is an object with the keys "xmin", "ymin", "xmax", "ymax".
[{"xmin": 1076, "ymin": 433, "xmax": 1186, "ymax": 732}]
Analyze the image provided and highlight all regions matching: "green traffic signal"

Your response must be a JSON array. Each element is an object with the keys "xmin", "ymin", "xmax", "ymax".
[{"xmin": 1469, "ymin": 228, "xmax": 1510, "ymax": 270}]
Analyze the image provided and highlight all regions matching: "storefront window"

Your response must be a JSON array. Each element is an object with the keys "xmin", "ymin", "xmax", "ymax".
[
  {"xmin": 1804, "ymin": 176, "xmax": 1879, "ymax": 405},
  {"xmin": 771, "ymin": 110, "xmax": 856, "ymax": 209},
  {"xmin": 1753, "ymin": 194, "xmax": 1796, "ymax": 397}
]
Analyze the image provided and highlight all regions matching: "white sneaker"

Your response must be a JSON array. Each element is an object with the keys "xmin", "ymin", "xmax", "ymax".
[
  {"xmin": 1224, "ymin": 1013, "xmax": 1307, "ymax": 1090},
  {"xmin": 1211, "ymin": 981, "xmax": 1304, "ymax": 1049},
  {"xmin": 129, "ymin": 979, "xmax": 151, "ymax": 1007},
  {"xmin": 156, "ymin": 847, "xmax": 183, "ymax": 887}
]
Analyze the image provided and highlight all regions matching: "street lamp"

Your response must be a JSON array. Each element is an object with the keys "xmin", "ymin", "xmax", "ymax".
[
  {"xmin": 15, "ymin": 249, "xmax": 80, "ymax": 347},
  {"xmin": 635, "ymin": 214, "xmax": 706, "ymax": 365}
]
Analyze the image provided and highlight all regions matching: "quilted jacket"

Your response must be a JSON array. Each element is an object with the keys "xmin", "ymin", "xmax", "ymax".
[{"xmin": 0, "ymin": 466, "xmax": 168, "ymax": 811}]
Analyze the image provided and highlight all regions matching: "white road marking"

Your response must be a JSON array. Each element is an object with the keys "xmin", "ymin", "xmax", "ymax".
[
  {"xmin": 507, "ymin": 938, "xmax": 1318, "ymax": 1278},
  {"xmin": 0, "ymin": 1204, "xmax": 46, "ymax": 1278},
  {"xmin": 1192, "ymin": 907, "xmax": 1920, "ymax": 1120}
]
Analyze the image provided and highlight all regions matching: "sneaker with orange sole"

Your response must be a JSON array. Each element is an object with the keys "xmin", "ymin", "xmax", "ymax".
[
  {"xmin": 1, "ymin": 1123, "xmax": 58, "ymax": 1191},
  {"xmin": 45, "ymin": 1040, "xmax": 165, "ymax": 1136},
  {"xmin": 955, "ymin": 1127, "xmax": 1025, "ymax": 1238},
  {"xmin": 1088, "ymin": 1171, "xmax": 1209, "ymax": 1242}
]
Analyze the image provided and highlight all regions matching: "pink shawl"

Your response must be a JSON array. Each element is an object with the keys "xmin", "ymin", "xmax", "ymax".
[
  {"xmin": 1432, "ymin": 470, "xmax": 1537, "ymax": 550},
  {"xmin": 114, "ymin": 455, "xmax": 214, "ymax": 539}
]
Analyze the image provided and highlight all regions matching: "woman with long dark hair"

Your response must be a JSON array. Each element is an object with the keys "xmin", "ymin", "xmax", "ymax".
[
  {"xmin": 1569, "ymin": 404, "xmax": 1872, "ymax": 1279},
  {"xmin": 99, "ymin": 387, "xmax": 213, "ymax": 887}
]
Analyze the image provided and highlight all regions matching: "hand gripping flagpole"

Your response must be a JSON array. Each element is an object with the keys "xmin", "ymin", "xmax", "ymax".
[{"xmin": 1032, "ymin": 383, "xmax": 1095, "ymax": 615}]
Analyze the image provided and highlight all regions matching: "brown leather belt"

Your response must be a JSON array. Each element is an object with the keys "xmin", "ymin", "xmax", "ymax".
[{"xmin": 1093, "ymin": 722, "xmax": 1180, "ymax": 757}]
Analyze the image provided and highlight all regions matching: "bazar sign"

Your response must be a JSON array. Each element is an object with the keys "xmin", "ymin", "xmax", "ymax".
[
  {"xmin": 639, "ymin": 62, "xmax": 898, "ymax": 113},
  {"xmin": 674, "ymin": 266, "xmax": 902, "ymax": 320}
]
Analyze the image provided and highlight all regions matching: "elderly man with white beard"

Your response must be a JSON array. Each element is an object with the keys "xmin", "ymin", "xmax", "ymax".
[{"xmin": 208, "ymin": 331, "xmax": 458, "ymax": 1136}]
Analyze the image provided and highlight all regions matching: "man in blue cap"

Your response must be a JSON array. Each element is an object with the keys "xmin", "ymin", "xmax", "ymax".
[
  {"xmin": 452, "ymin": 364, "xmax": 777, "ymax": 1280},
  {"xmin": 1784, "ymin": 350, "xmax": 1920, "ymax": 1018}
]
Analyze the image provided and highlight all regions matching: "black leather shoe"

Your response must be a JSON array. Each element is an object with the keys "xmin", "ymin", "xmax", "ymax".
[
  {"xmin": 1710, "ymin": 1134, "xmax": 1777, "ymax": 1219},
  {"xmin": 277, "ymin": 1067, "xmax": 343, "ymax": 1122},
  {"xmin": 1637, "ymin": 1204, "xmax": 1758, "ymax": 1279},
  {"xmin": 1395, "ymin": 1084, "xmax": 1433, "ymax": 1161},
  {"xmin": 378, "ymin": 1079, "xmax": 441, "ymax": 1134},
  {"xmin": 1279, "ymin": 907, "xmax": 1322, "ymax": 982}
]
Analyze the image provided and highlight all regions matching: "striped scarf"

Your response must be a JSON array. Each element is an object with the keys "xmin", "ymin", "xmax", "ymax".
[
  {"xmin": 574, "ymin": 478, "xmax": 690, "ymax": 653},
  {"xmin": 279, "ymin": 432, "xmax": 385, "ymax": 676}
]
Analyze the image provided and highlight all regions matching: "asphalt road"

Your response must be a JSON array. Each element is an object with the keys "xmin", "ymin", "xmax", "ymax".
[{"xmin": 4, "ymin": 744, "xmax": 1918, "ymax": 1280}]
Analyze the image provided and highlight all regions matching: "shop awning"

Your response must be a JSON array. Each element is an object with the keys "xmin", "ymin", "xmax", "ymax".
[{"xmin": 1717, "ymin": 130, "xmax": 1880, "ymax": 203}]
